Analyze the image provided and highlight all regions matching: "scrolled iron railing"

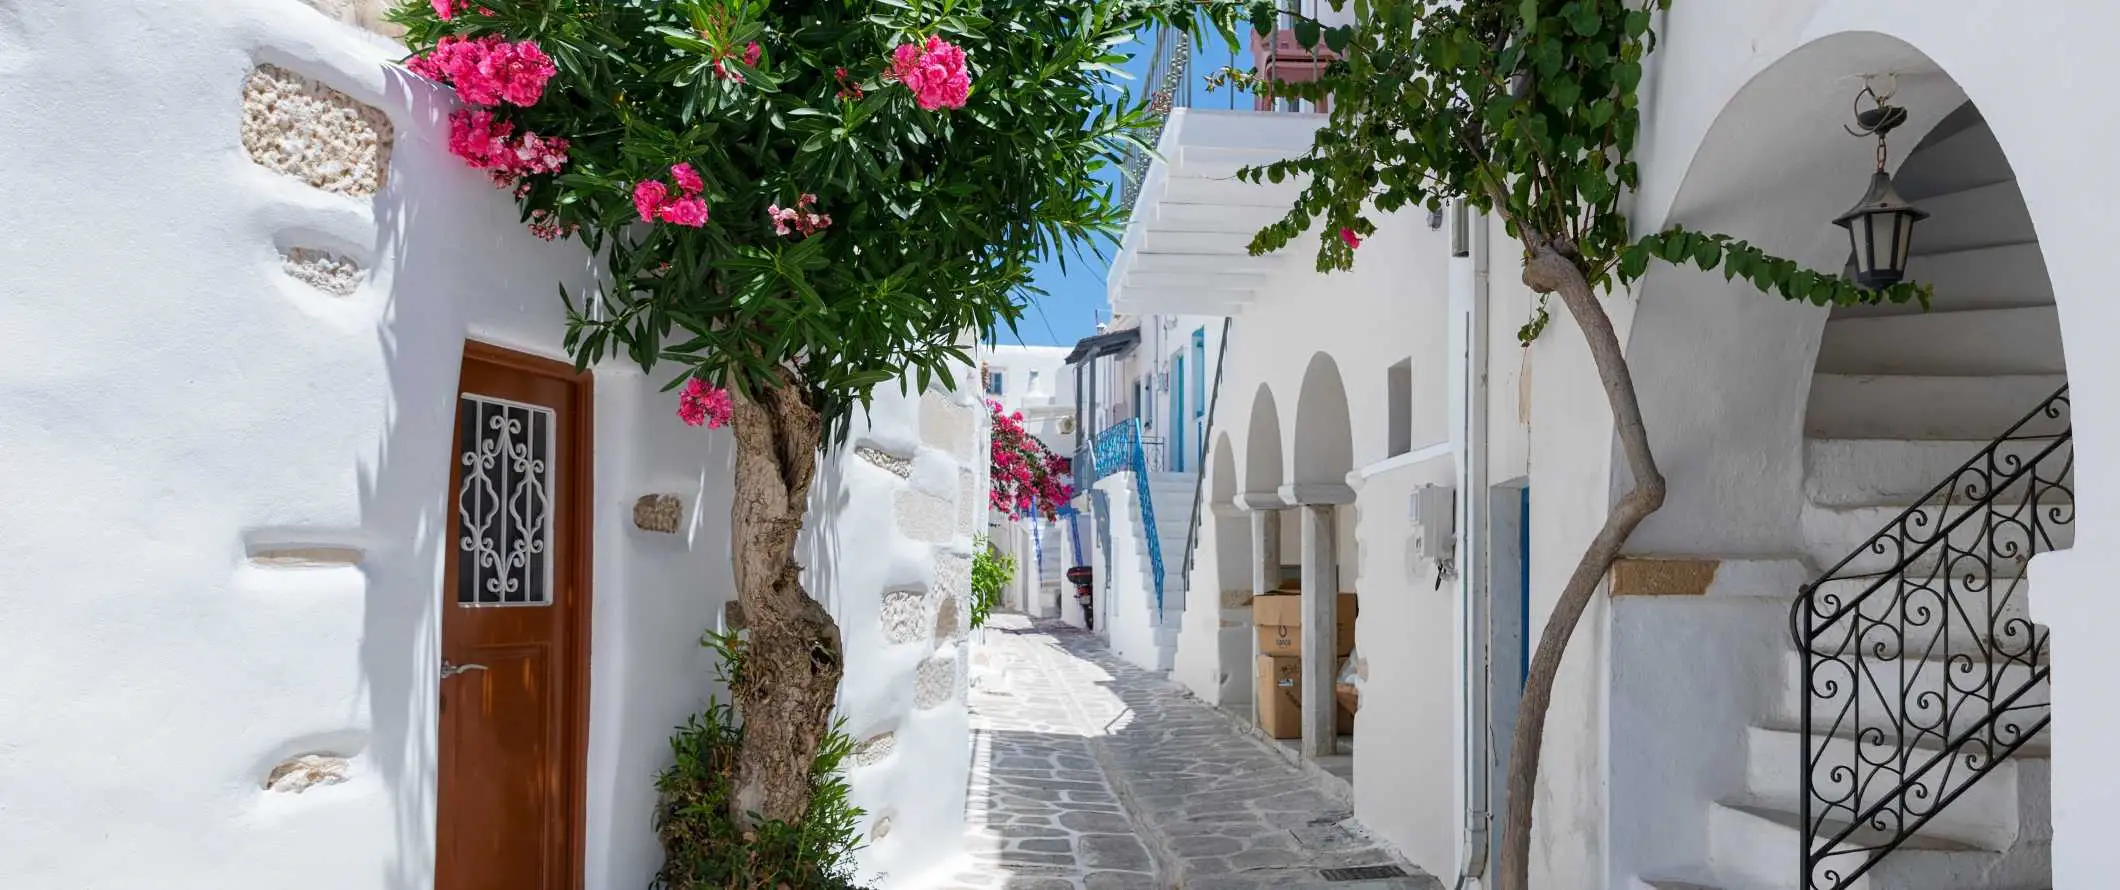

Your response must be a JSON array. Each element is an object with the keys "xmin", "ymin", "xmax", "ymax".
[
  {"xmin": 1792, "ymin": 385, "xmax": 2071, "ymax": 890},
  {"xmin": 1117, "ymin": 28, "xmax": 1191, "ymax": 220},
  {"xmin": 1090, "ymin": 418, "xmax": 1166, "ymax": 618}
]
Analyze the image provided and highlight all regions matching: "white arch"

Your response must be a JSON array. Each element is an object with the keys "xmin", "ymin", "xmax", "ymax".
[
  {"xmin": 1292, "ymin": 352, "xmax": 1354, "ymax": 486},
  {"xmin": 1244, "ymin": 384, "xmax": 1285, "ymax": 495}
]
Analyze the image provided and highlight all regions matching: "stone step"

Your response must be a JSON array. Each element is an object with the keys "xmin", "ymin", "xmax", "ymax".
[
  {"xmin": 1816, "ymin": 306, "xmax": 2061, "ymax": 377},
  {"xmin": 1800, "ymin": 500, "xmax": 2074, "ymax": 576},
  {"xmin": 1798, "ymin": 575, "xmax": 2042, "ymax": 660},
  {"xmin": 1804, "ymin": 437, "xmax": 2071, "ymax": 509},
  {"xmin": 1773, "ymin": 648, "xmax": 2048, "ymax": 745},
  {"xmin": 1743, "ymin": 724, "xmax": 2046, "ymax": 851},
  {"xmin": 1706, "ymin": 800, "xmax": 2040, "ymax": 890},
  {"xmin": 1836, "ymin": 243, "xmax": 2053, "ymax": 318},
  {"xmin": 1904, "ymin": 180, "xmax": 2036, "ymax": 257},
  {"xmin": 1805, "ymin": 374, "xmax": 2068, "ymax": 441}
]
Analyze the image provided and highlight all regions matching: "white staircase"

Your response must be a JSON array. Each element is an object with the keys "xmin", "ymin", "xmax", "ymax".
[
  {"xmin": 1098, "ymin": 470, "xmax": 1198, "ymax": 673},
  {"xmin": 1643, "ymin": 103, "xmax": 2062, "ymax": 890}
]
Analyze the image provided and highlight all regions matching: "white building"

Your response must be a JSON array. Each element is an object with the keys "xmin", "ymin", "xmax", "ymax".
[
  {"xmin": 0, "ymin": 3, "xmax": 983, "ymax": 888},
  {"xmin": 1099, "ymin": 4, "xmax": 2120, "ymax": 890},
  {"xmin": 981, "ymin": 344, "xmax": 1075, "ymax": 617}
]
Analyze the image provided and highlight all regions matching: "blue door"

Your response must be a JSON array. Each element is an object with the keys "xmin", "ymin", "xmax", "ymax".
[{"xmin": 1170, "ymin": 354, "xmax": 1186, "ymax": 472}]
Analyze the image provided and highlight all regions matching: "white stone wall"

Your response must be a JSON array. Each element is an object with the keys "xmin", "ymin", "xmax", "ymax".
[{"xmin": 811, "ymin": 380, "xmax": 983, "ymax": 888}]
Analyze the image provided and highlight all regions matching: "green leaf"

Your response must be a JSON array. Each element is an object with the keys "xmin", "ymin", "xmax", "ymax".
[
  {"xmin": 1691, "ymin": 237, "xmax": 1723, "ymax": 270},
  {"xmin": 1519, "ymin": 0, "xmax": 1541, "ymax": 29},
  {"xmin": 1293, "ymin": 19, "xmax": 1321, "ymax": 50},
  {"xmin": 1619, "ymin": 244, "xmax": 1649, "ymax": 280},
  {"xmin": 1251, "ymin": 2, "xmax": 1278, "ymax": 37},
  {"xmin": 1323, "ymin": 25, "xmax": 1353, "ymax": 54}
]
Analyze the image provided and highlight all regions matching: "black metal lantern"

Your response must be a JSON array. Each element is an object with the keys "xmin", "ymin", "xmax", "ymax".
[{"xmin": 1834, "ymin": 85, "xmax": 1927, "ymax": 290}]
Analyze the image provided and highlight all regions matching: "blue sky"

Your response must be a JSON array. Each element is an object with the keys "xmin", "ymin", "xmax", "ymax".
[{"xmin": 1004, "ymin": 28, "xmax": 1258, "ymax": 348}]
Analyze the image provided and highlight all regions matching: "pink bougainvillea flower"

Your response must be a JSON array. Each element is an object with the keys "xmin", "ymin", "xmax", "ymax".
[
  {"xmin": 1339, "ymin": 227, "xmax": 1361, "ymax": 249},
  {"xmin": 658, "ymin": 196, "xmax": 710, "ymax": 228},
  {"xmin": 670, "ymin": 163, "xmax": 703, "ymax": 196},
  {"xmin": 677, "ymin": 378, "xmax": 734, "ymax": 429},
  {"xmin": 887, "ymin": 35, "xmax": 971, "ymax": 111}
]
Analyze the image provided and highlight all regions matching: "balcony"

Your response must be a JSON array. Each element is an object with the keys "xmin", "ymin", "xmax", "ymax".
[{"xmin": 1106, "ymin": 30, "xmax": 1330, "ymax": 318}]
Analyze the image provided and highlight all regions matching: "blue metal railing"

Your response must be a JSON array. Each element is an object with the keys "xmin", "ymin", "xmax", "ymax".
[{"xmin": 1089, "ymin": 418, "xmax": 1166, "ymax": 617}]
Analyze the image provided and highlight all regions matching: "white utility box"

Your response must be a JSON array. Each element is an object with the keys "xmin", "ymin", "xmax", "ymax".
[{"xmin": 1409, "ymin": 484, "xmax": 1457, "ymax": 563}]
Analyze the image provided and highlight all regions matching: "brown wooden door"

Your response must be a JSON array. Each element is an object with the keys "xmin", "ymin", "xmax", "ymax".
[{"xmin": 437, "ymin": 343, "xmax": 592, "ymax": 890}]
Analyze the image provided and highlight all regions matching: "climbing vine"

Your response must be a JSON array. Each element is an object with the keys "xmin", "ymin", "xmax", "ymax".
[{"xmin": 1225, "ymin": 2, "xmax": 1931, "ymax": 889}]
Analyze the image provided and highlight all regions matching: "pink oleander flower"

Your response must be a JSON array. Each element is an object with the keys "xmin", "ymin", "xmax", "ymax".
[
  {"xmin": 484, "ymin": 39, "xmax": 557, "ymax": 107},
  {"xmin": 743, "ymin": 42, "xmax": 762, "ymax": 66},
  {"xmin": 634, "ymin": 180, "xmax": 670, "ymax": 222},
  {"xmin": 658, "ymin": 196, "xmax": 710, "ymax": 228},
  {"xmin": 677, "ymin": 378, "xmax": 734, "ymax": 429},
  {"xmin": 834, "ymin": 66, "xmax": 864, "ymax": 100},
  {"xmin": 408, "ymin": 35, "xmax": 555, "ymax": 108},
  {"xmin": 671, "ymin": 163, "xmax": 703, "ymax": 195},
  {"xmin": 447, "ymin": 108, "xmax": 568, "ymax": 188},
  {"xmin": 429, "ymin": 0, "xmax": 459, "ymax": 20},
  {"xmin": 767, "ymin": 192, "xmax": 831, "ymax": 237},
  {"xmin": 1339, "ymin": 227, "xmax": 1361, "ymax": 249},
  {"xmin": 887, "ymin": 35, "xmax": 971, "ymax": 111}
]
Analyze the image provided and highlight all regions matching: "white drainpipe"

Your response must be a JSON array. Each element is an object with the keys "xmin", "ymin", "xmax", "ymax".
[{"xmin": 1455, "ymin": 203, "xmax": 1494, "ymax": 890}]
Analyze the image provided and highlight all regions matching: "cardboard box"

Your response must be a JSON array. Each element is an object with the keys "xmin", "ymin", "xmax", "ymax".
[
  {"xmin": 1252, "ymin": 592, "xmax": 1357, "ymax": 657},
  {"xmin": 1255, "ymin": 654, "xmax": 1356, "ymax": 739}
]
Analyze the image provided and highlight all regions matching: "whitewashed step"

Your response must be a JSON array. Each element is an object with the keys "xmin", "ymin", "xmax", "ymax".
[
  {"xmin": 1804, "ymin": 438, "xmax": 2070, "ymax": 509},
  {"xmin": 1800, "ymin": 501, "xmax": 2073, "ymax": 575},
  {"xmin": 1707, "ymin": 801, "xmax": 2038, "ymax": 890},
  {"xmin": 1905, "ymin": 180, "xmax": 2036, "ymax": 256},
  {"xmin": 1895, "ymin": 120, "xmax": 2008, "ymax": 202},
  {"xmin": 1799, "ymin": 575, "xmax": 2042, "ymax": 659},
  {"xmin": 1816, "ymin": 306, "xmax": 2062, "ymax": 377},
  {"xmin": 1837, "ymin": 244, "xmax": 2053, "ymax": 318},
  {"xmin": 1743, "ymin": 725, "xmax": 2045, "ymax": 851},
  {"xmin": 1773, "ymin": 648, "xmax": 2048, "ymax": 743},
  {"xmin": 1805, "ymin": 374, "xmax": 2067, "ymax": 441}
]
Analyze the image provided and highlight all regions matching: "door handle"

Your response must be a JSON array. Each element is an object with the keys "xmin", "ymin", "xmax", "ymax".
[{"xmin": 441, "ymin": 660, "xmax": 488, "ymax": 679}]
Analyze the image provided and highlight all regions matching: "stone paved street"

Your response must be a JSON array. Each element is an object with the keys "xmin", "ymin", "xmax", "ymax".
[{"xmin": 924, "ymin": 613, "xmax": 1442, "ymax": 890}]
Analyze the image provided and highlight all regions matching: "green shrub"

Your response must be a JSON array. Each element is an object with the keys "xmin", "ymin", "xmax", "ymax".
[
  {"xmin": 969, "ymin": 538, "xmax": 1015, "ymax": 630},
  {"xmin": 653, "ymin": 632, "xmax": 871, "ymax": 890}
]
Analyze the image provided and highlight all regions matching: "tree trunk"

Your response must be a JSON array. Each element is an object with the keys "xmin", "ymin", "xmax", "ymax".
[
  {"xmin": 1496, "ymin": 242, "xmax": 1667, "ymax": 890},
  {"xmin": 727, "ymin": 375, "xmax": 845, "ymax": 830}
]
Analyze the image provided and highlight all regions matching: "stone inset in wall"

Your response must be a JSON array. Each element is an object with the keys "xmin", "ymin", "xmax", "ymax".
[
  {"xmin": 281, "ymin": 246, "xmax": 363, "ymax": 296},
  {"xmin": 933, "ymin": 553, "xmax": 970, "ymax": 600},
  {"xmin": 633, "ymin": 494, "xmax": 682, "ymax": 534},
  {"xmin": 879, "ymin": 588, "xmax": 929, "ymax": 645},
  {"xmin": 933, "ymin": 595, "xmax": 962, "ymax": 641},
  {"xmin": 852, "ymin": 731, "xmax": 897, "ymax": 767},
  {"xmin": 263, "ymin": 754, "xmax": 349, "ymax": 792},
  {"xmin": 241, "ymin": 64, "xmax": 393, "ymax": 197},
  {"xmin": 856, "ymin": 446, "xmax": 913, "ymax": 478},
  {"xmin": 956, "ymin": 468, "xmax": 978, "ymax": 536},
  {"xmin": 1607, "ymin": 557, "xmax": 1719, "ymax": 597},
  {"xmin": 913, "ymin": 651, "xmax": 959, "ymax": 709},
  {"xmin": 918, "ymin": 391, "xmax": 974, "ymax": 456},
  {"xmin": 247, "ymin": 546, "xmax": 364, "ymax": 568},
  {"xmin": 893, "ymin": 489, "xmax": 954, "ymax": 544}
]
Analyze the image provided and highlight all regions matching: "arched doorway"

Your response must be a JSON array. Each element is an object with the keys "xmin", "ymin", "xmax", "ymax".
[{"xmin": 1616, "ymin": 28, "xmax": 2076, "ymax": 890}]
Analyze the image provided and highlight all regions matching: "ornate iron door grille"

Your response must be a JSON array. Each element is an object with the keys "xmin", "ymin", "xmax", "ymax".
[{"xmin": 1791, "ymin": 385, "xmax": 2070, "ymax": 890}]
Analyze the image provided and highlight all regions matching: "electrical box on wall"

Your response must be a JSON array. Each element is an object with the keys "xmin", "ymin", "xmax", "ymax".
[{"xmin": 1409, "ymin": 484, "xmax": 1457, "ymax": 563}]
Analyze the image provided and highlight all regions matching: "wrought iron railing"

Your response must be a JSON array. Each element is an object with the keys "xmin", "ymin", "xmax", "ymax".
[
  {"xmin": 1181, "ymin": 318, "xmax": 1234, "ymax": 587},
  {"xmin": 1117, "ymin": 28, "xmax": 1191, "ymax": 220},
  {"xmin": 1792, "ymin": 385, "xmax": 2071, "ymax": 890},
  {"xmin": 1090, "ymin": 418, "xmax": 1167, "ymax": 617}
]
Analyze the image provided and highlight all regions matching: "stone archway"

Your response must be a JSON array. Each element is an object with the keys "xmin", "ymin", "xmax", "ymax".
[{"xmin": 1606, "ymin": 20, "xmax": 2098, "ymax": 890}]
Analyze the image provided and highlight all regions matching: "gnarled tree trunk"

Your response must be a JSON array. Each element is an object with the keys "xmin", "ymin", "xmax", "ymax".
[
  {"xmin": 727, "ymin": 375, "xmax": 844, "ymax": 829},
  {"xmin": 1497, "ymin": 241, "xmax": 1667, "ymax": 890}
]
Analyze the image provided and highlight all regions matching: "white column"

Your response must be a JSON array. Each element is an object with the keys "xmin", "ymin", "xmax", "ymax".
[
  {"xmin": 1238, "ymin": 491, "xmax": 1287, "ymax": 731},
  {"xmin": 1298, "ymin": 503, "xmax": 1338, "ymax": 757}
]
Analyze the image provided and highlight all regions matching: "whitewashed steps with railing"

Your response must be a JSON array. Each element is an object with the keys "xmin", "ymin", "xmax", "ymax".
[
  {"xmin": 1742, "ymin": 724, "xmax": 2049, "ymax": 853},
  {"xmin": 1705, "ymin": 798, "xmax": 2049, "ymax": 890},
  {"xmin": 1773, "ymin": 647, "xmax": 2048, "ymax": 750},
  {"xmin": 1816, "ymin": 307, "xmax": 2062, "ymax": 377},
  {"xmin": 1798, "ymin": 500, "xmax": 2073, "ymax": 576},
  {"xmin": 1805, "ymin": 438, "xmax": 2070, "ymax": 509},
  {"xmin": 1799, "ymin": 575, "xmax": 2043, "ymax": 660},
  {"xmin": 1806, "ymin": 374, "xmax": 2068, "ymax": 441}
]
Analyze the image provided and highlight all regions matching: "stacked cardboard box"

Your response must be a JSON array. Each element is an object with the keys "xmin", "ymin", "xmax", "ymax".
[{"xmin": 1251, "ymin": 585, "xmax": 1357, "ymax": 739}]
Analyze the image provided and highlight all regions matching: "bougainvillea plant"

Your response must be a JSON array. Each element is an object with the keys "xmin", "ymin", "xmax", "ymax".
[
  {"xmin": 388, "ymin": 0, "xmax": 1242, "ymax": 843},
  {"xmin": 988, "ymin": 400, "xmax": 1071, "ymax": 521}
]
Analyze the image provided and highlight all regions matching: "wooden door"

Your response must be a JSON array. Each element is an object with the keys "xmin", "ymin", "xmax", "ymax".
[{"xmin": 437, "ymin": 343, "xmax": 592, "ymax": 890}]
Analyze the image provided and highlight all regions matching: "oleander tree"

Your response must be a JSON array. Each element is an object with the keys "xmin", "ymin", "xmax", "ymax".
[
  {"xmin": 1228, "ymin": 2, "xmax": 1930, "ymax": 888},
  {"xmin": 388, "ymin": 0, "xmax": 1241, "ymax": 836}
]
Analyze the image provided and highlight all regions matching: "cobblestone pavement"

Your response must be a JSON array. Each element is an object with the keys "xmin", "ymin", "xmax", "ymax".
[{"xmin": 928, "ymin": 613, "xmax": 1441, "ymax": 890}]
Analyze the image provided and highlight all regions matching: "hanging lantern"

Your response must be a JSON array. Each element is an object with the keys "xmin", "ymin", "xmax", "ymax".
[{"xmin": 1834, "ymin": 84, "xmax": 1927, "ymax": 290}]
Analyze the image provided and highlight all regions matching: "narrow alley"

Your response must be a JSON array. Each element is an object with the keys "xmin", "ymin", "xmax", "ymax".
[{"xmin": 929, "ymin": 614, "xmax": 1441, "ymax": 890}]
